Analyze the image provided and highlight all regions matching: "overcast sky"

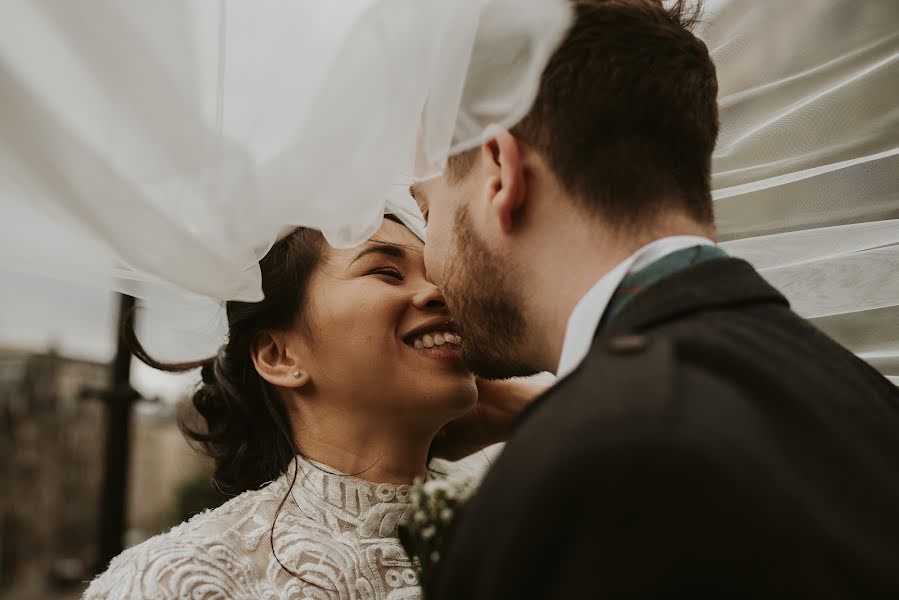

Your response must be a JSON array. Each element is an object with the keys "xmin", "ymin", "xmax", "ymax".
[{"xmin": 2, "ymin": 270, "xmax": 207, "ymax": 402}]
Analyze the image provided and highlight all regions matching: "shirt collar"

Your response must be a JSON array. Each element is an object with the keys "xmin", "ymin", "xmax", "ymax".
[{"xmin": 555, "ymin": 235, "xmax": 715, "ymax": 379}]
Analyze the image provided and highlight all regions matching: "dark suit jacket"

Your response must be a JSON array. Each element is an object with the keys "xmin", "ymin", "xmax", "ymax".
[{"xmin": 432, "ymin": 258, "xmax": 899, "ymax": 599}]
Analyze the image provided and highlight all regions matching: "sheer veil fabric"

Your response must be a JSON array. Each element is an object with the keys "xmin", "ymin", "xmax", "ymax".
[
  {"xmin": 704, "ymin": 0, "xmax": 899, "ymax": 383},
  {"xmin": 1, "ymin": 0, "xmax": 896, "ymax": 381},
  {"xmin": 0, "ymin": 0, "xmax": 570, "ymax": 301}
]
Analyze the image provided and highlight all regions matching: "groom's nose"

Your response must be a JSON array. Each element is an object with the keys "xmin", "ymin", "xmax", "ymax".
[{"xmin": 411, "ymin": 284, "xmax": 447, "ymax": 311}]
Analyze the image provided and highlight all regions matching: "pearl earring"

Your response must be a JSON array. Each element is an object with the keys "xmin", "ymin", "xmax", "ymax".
[{"xmin": 292, "ymin": 370, "xmax": 302, "ymax": 379}]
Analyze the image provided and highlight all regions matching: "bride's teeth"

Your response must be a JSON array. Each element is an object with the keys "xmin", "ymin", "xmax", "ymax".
[{"xmin": 409, "ymin": 331, "xmax": 460, "ymax": 349}]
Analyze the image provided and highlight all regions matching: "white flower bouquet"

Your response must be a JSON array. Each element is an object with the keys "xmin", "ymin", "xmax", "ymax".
[{"xmin": 398, "ymin": 476, "xmax": 476, "ymax": 594}]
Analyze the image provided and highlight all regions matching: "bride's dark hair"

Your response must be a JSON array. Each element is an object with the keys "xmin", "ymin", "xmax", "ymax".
[{"xmin": 125, "ymin": 226, "xmax": 326, "ymax": 494}]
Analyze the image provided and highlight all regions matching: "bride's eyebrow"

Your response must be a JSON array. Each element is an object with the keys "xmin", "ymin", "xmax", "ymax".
[{"xmin": 350, "ymin": 243, "xmax": 406, "ymax": 266}]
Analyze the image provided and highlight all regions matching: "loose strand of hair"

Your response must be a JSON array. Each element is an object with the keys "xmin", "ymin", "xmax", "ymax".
[{"xmin": 121, "ymin": 305, "xmax": 214, "ymax": 373}]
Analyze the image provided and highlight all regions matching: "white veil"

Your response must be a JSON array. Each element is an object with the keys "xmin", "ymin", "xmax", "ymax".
[
  {"xmin": 704, "ymin": 0, "xmax": 898, "ymax": 383},
  {"xmin": 0, "ymin": 0, "xmax": 570, "ymax": 303},
  {"xmin": 1, "ymin": 0, "xmax": 896, "ymax": 381}
]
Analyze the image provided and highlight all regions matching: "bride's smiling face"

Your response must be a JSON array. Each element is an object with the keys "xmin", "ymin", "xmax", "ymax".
[{"xmin": 294, "ymin": 218, "xmax": 477, "ymax": 423}]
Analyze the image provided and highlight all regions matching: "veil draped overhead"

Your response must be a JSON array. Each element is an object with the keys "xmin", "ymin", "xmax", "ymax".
[
  {"xmin": 0, "ymin": 0, "xmax": 570, "ymax": 302},
  {"xmin": 1, "ymin": 0, "xmax": 896, "ymax": 381}
]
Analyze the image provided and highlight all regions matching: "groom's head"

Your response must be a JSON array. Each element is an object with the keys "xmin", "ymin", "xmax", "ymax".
[{"xmin": 413, "ymin": 0, "xmax": 718, "ymax": 378}]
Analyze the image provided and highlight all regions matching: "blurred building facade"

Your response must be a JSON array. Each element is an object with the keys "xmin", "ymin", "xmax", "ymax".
[
  {"xmin": 0, "ymin": 347, "xmax": 212, "ymax": 598},
  {"xmin": 0, "ymin": 348, "xmax": 106, "ymax": 593},
  {"xmin": 127, "ymin": 401, "xmax": 209, "ymax": 546}
]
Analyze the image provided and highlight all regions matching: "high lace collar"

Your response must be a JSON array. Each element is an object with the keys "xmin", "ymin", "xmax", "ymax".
[
  {"xmin": 263, "ymin": 455, "xmax": 418, "ymax": 539},
  {"xmin": 285, "ymin": 454, "xmax": 415, "ymax": 506}
]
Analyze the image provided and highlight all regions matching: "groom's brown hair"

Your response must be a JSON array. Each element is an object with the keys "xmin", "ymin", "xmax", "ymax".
[{"xmin": 449, "ymin": 0, "xmax": 718, "ymax": 227}]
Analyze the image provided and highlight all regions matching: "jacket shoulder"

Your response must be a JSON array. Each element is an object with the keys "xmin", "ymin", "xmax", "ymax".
[
  {"xmin": 511, "ymin": 329, "xmax": 768, "ymax": 470},
  {"xmin": 518, "ymin": 331, "xmax": 676, "ymax": 432}
]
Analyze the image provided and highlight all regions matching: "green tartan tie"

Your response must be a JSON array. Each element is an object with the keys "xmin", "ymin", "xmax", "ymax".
[{"xmin": 599, "ymin": 245, "xmax": 729, "ymax": 330}]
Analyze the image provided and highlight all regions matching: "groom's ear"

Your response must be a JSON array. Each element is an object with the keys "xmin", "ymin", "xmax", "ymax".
[
  {"xmin": 481, "ymin": 126, "xmax": 526, "ymax": 234},
  {"xmin": 251, "ymin": 331, "xmax": 312, "ymax": 390}
]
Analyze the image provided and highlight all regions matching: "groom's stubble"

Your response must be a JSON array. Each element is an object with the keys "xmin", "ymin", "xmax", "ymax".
[{"xmin": 442, "ymin": 205, "xmax": 539, "ymax": 380}]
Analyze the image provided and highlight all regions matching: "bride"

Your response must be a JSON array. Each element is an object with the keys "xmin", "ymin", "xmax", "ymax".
[{"xmin": 84, "ymin": 214, "xmax": 537, "ymax": 600}]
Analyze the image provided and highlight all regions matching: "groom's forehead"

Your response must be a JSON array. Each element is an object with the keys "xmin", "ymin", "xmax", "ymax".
[
  {"xmin": 409, "ymin": 183, "xmax": 424, "ymax": 204},
  {"xmin": 409, "ymin": 183, "xmax": 428, "ymax": 216},
  {"xmin": 410, "ymin": 175, "xmax": 465, "ymax": 216},
  {"xmin": 409, "ymin": 177, "xmax": 446, "ymax": 205}
]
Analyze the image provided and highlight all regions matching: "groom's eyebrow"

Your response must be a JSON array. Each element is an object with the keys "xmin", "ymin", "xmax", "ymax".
[{"xmin": 350, "ymin": 243, "xmax": 406, "ymax": 265}]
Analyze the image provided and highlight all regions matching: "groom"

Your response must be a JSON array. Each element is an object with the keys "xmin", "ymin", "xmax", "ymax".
[{"xmin": 413, "ymin": 0, "xmax": 899, "ymax": 597}]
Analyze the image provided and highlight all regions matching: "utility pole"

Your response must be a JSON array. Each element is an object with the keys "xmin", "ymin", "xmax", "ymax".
[{"xmin": 85, "ymin": 294, "xmax": 141, "ymax": 573}]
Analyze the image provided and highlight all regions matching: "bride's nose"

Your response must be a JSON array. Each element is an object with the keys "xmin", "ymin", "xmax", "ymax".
[{"xmin": 411, "ymin": 283, "xmax": 447, "ymax": 311}]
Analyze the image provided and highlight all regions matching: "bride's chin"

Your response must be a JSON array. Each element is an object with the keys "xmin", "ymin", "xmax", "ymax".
[
  {"xmin": 445, "ymin": 383, "xmax": 479, "ymax": 416},
  {"xmin": 419, "ymin": 379, "xmax": 478, "ymax": 417}
]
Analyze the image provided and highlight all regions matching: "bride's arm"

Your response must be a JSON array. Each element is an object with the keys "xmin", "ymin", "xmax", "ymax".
[{"xmin": 431, "ymin": 379, "xmax": 549, "ymax": 461}]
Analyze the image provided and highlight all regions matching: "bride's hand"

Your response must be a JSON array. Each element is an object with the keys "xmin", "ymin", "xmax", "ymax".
[{"xmin": 430, "ymin": 379, "xmax": 548, "ymax": 461}]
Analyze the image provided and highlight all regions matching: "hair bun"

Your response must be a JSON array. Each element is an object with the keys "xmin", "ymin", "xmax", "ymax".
[{"xmin": 200, "ymin": 360, "xmax": 216, "ymax": 385}]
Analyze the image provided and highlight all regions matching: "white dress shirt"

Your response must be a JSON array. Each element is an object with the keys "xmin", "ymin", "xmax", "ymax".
[{"xmin": 556, "ymin": 236, "xmax": 716, "ymax": 379}]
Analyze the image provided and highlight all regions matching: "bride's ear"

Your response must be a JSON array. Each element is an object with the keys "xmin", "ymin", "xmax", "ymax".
[{"xmin": 251, "ymin": 331, "xmax": 311, "ymax": 389}]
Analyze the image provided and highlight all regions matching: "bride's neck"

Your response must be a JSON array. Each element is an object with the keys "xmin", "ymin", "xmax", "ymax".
[{"xmin": 290, "ymin": 409, "xmax": 436, "ymax": 485}]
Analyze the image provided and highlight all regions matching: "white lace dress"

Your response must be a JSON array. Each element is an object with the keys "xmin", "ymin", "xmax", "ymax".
[{"xmin": 83, "ymin": 457, "xmax": 425, "ymax": 600}]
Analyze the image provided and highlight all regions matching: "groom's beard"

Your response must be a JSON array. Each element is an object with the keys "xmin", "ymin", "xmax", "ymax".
[{"xmin": 442, "ymin": 206, "xmax": 539, "ymax": 380}]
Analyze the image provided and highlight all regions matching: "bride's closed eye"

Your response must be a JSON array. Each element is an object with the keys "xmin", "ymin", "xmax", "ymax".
[{"xmin": 368, "ymin": 267, "xmax": 405, "ymax": 282}]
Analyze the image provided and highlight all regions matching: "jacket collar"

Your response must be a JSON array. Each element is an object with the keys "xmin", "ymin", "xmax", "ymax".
[{"xmin": 600, "ymin": 257, "xmax": 790, "ymax": 339}]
